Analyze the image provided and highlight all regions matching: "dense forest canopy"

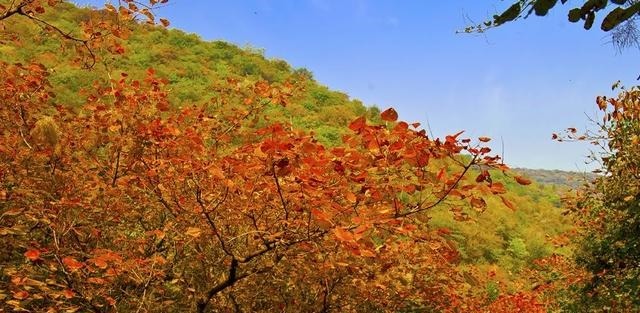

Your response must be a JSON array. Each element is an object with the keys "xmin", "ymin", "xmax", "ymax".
[{"xmin": 0, "ymin": 0, "xmax": 638, "ymax": 312}]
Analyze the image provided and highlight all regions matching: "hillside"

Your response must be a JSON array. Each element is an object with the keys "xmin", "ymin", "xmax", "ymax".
[
  {"xmin": 513, "ymin": 168, "xmax": 596, "ymax": 189},
  {"xmin": 0, "ymin": 2, "xmax": 578, "ymax": 311},
  {"xmin": 0, "ymin": 1, "xmax": 380, "ymax": 147}
]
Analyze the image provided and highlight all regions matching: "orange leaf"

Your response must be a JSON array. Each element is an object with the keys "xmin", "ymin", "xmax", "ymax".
[
  {"xmin": 380, "ymin": 108, "xmax": 398, "ymax": 122},
  {"xmin": 160, "ymin": 18, "xmax": 170, "ymax": 27},
  {"xmin": 13, "ymin": 290, "xmax": 29, "ymax": 300},
  {"xmin": 348, "ymin": 116, "xmax": 366, "ymax": 131},
  {"xmin": 62, "ymin": 256, "xmax": 84, "ymax": 272},
  {"xmin": 470, "ymin": 197, "xmax": 487, "ymax": 210},
  {"xmin": 515, "ymin": 176, "xmax": 532, "ymax": 185},
  {"xmin": 334, "ymin": 228, "xmax": 354, "ymax": 242},
  {"xmin": 92, "ymin": 258, "xmax": 108, "ymax": 269},
  {"xmin": 24, "ymin": 249, "xmax": 41, "ymax": 261},
  {"xmin": 345, "ymin": 192, "xmax": 357, "ymax": 203},
  {"xmin": 478, "ymin": 136, "xmax": 491, "ymax": 142},
  {"xmin": 490, "ymin": 182, "xmax": 507, "ymax": 194},
  {"xmin": 88, "ymin": 277, "xmax": 106, "ymax": 285},
  {"xmin": 500, "ymin": 196, "xmax": 516, "ymax": 211},
  {"xmin": 436, "ymin": 168, "xmax": 446, "ymax": 182},
  {"xmin": 63, "ymin": 289, "xmax": 75, "ymax": 299},
  {"xmin": 301, "ymin": 142, "xmax": 316, "ymax": 154},
  {"xmin": 105, "ymin": 296, "xmax": 116, "ymax": 306},
  {"xmin": 311, "ymin": 208, "xmax": 331, "ymax": 222}
]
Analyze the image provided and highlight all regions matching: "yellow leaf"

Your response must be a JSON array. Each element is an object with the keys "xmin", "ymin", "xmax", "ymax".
[
  {"xmin": 345, "ymin": 192, "xmax": 357, "ymax": 203},
  {"xmin": 185, "ymin": 227, "xmax": 202, "ymax": 238}
]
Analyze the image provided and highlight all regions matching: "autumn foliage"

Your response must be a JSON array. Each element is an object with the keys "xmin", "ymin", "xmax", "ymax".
[{"xmin": 0, "ymin": 1, "xmax": 559, "ymax": 312}]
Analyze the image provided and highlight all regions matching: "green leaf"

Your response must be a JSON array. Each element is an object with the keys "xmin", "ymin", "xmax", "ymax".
[
  {"xmin": 494, "ymin": 2, "xmax": 522, "ymax": 25},
  {"xmin": 602, "ymin": 7, "xmax": 627, "ymax": 31},
  {"xmin": 584, "ymin": 12, "xmax": 595, "ymax": 30},
  {"xmin": 601, "ymin": 4, "xmax": 640, "ymax": 31},
  {"xmin": 533, "ymin": 0, "xmax": 558, "ymax": 16},
  {"xmin": 568, "ymin": 8, "xmax": 581, "ymax": 23}
]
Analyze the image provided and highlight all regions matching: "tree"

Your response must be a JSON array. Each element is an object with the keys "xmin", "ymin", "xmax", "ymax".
[
  {"xmin": 0, "ymin": 0, "xmax": 170, "ymax": 68},
  {"xmin": 466, "ymin": 1, "xmax": 640, "ymax": 310},
  {"xmin": 0, "ymin": 2, "xmax": 544, "ymax": 312},
  {"xmin": 553, "ymin": 87, "xmax": 640, "ymax": 311},
  {"xmin": 465, "ymin": 0, "xmax": 640, "ymax": 52}
]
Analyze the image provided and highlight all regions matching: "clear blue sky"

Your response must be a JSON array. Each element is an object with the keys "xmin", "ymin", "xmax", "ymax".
[{"xmin": 75, "ymin": 0, "xmax": 639, "ymax": 171}]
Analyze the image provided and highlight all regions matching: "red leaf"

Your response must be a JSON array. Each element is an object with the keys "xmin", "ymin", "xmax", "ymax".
[
  {"xmin": 380, "ymin": 108, "xmax": 398, "ymax": 122},
  {"xmin": 63, "ymin": 289, "xmax": 75, "ymax": 299},
  {"xmin": 445, "ymin": 130, "xmax": 465, "ymax": 143},
  {"xmin": 24, "ymin": 249, "xmax": 41, "ymax": 261},
  {"xmin": 62, "ymin": 256, "xmax": 84, "ymax": 272},
  {"xmin": 348, "ymin": 116, "xmax": 366, "ymax": 131},
  {"xmin": 478, "ymin": 136, "xmax": 491, "ymax": 142},
  {"xmin": 515, "ymin": 176, "xmax": 532, "ymax": 185},
  {"xmin": 13, "ymin": 290, "xmax": 29, "ymax": 300}
]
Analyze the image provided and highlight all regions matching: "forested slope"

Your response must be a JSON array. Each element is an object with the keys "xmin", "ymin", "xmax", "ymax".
[{"xmin": 0, "ymin": 2, "xmax": 380, "ymax": 146}]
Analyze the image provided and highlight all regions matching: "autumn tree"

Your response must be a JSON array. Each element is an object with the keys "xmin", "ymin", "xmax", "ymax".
[{"xmin": 549, "ymin": 87, "xmax": 640, "ymax": 311}]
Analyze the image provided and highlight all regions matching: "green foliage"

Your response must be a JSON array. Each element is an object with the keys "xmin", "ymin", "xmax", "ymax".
[
  {"xmin": 430, "ymin": 168, "xmax": 572, "ymax": 286},
  {"xmin": 470, "ymin": 0, "xmax": 639, "ymax": 31},
  {"xmin": 0, "ymin": 3, "xmax": 370, "ymax": 136},
  {"xmin": 557, "ymin": 88, "xmax": 640, "ymax": 311},
  {"xmin": 487, "ymin": 281, "xmax": 501, "ymax": 301},
  {"xmin": 466, "ymin": 0, "xmax": 640, "ymax": 51},
  {"xmin": 507, "ymin": 237, "xmax": 530, "ymax": 259}
]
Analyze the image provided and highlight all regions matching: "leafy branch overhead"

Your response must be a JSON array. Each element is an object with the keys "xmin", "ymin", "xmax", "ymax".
[{"xmin": 464, "ymin": 0, "xmax": 640, "ymax": 47}]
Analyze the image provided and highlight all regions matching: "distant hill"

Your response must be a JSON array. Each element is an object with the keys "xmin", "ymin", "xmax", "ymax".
[{"xmin": 513, "ymin": 168, "xmax": 597, "ymax": 189}]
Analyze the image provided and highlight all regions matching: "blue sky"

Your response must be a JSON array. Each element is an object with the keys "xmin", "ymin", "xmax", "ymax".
[{"xmin": 75, "ymin": 0, "xmax": 639, "ymax": 171}]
